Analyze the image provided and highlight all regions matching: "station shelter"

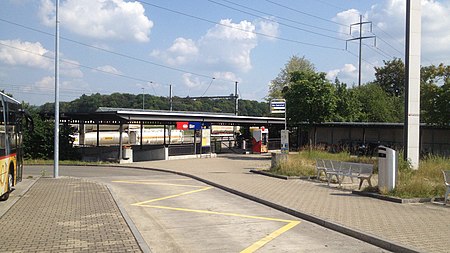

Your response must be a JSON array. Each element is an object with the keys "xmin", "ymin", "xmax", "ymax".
[{"xmin": 61, "ymin": 108, "xmax": 285, "ymax": 163}]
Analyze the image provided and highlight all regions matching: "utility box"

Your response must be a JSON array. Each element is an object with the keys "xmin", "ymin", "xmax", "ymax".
[
  {"xmin": 251, "ymin": 127, "xmax": 269, "ymax": 153},
  {"xmin": 378, "ymin": 146, "xmax": 397, "ymax": 191}
]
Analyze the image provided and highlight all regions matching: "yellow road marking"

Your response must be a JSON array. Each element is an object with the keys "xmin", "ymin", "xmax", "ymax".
[
  {"xmin": 113, "ymin": 181, "xmax": 206, "ymax": 188},
  {"xmin": 240, "ymin": 221, "xmax": 301, "ymax": 253},
  {"xmin": 115, "ymin": 179, "xmax": 192, "ymax": 182},
  {"xmin": 137, "ymin": 204, "xmax": 297, "ymax": 223},
  {"xmin": 119, "ymin": 179, "xmax": 301, "ymax": 252},
  {"xmin": 132, "ymin": 187, "xmax": 212, "ymax": 206}
]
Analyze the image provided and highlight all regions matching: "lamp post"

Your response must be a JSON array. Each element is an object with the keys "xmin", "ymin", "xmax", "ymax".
[
  {"xmin": 142, "ymin": 87, "xmax": 144, "ymax": 110},
  {"xmin": 53, "ymin": 0, "xmax": 60, "ymax": 178}
]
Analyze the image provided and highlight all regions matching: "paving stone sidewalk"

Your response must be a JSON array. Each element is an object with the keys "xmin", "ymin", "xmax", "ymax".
[
  {"xmin": 0, "ymin": 177, "xmax": 141, "ymax": 253},
  {"xmin": 132, "ymin": 154, "xmax": 450, "ymax": 253}
]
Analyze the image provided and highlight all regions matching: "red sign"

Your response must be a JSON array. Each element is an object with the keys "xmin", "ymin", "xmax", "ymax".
[{"xmin": 176, "ymin": 122, "xmax": 189, "ymax": 130}]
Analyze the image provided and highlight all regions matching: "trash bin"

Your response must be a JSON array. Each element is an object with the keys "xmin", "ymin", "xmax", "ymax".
[
  {"xmin": 378, "ymin": 145, "xmax": 397, "ymax": 191},
  {"xmin": 122, "ymin": 145, "xmax": 132, "ymax": 160}
]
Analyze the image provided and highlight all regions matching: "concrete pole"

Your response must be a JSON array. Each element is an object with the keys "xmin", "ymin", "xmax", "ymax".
[
  {"xmin": 53, "ymin": 0, "xmax": 60, "ymax": 178},
  {"xmin": 404, "ymin": 0, "xmax": 421, "ymax": 170}
]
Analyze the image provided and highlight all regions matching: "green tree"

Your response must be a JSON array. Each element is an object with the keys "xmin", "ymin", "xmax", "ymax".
[
  {"xmin": 268, "ymin": 55, "xmax": 315, "ymax": 100},
  {"xmin": 284, "ymin": 71, "xmax": 336, "ymax": 124},
  {"xmin": 374, "ymin": 58, "xmax": 405, "ymax": 97},
  {"xmin": 23, "ymin": 107, "xmax": 77, "ymax": 160},
  {"xmin": 354, "ymin": 83, "xmax": 403, "ymax": 122},
  {"xmin": 332, "ymin": 78, "xmax": 363, "ymax": 122}
]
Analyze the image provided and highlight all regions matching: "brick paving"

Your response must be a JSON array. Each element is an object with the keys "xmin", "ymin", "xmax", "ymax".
[
  {"xmin": 132, "ymin": 154, "xmax": 450, "ymax": 253},
  {"xmin": 0, "ymin": 177, "xmax": 141, "ymax": 253}
]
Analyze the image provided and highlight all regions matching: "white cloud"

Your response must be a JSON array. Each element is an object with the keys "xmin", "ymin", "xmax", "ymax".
[
  {"xmin": 0, "ymin": 40, "xmax": 52, "ymax": 69},
  {"xmin": 333, "ymin": 9, "xmax": 362, "ymax": 38},
  {"xmin": 34, "ymin": 76, "xmax": 54, "ymax": 91},
  {"xmin": 326, "ymin": 63, "xmax": 357, "ymax": 82},
  {"xmin": 257, "ymin": 19, "xmax": 280, "ymax": 40},
  {"xmin": 39, "ymin": 0, "xmax": 153, "ymax": 42},
  {"xmin": 153, "ymin": 19, "xmax": 258, "ymax": 73},
  {"xmin": 94, "ymin": 65, "xmax": 122, "ymax": 75},
  {"xmin": 0, "ymin": 39, "xmax": 83, "ymax": 78},
  {"xmin": 182, "ymin": 73, "xmax": 203, "ymax": 88},
  {"xmin": 22, "ymin": 76, "xmax": 88, "ymax": 97},
  {"xmin": 213, "ymin": 71, "xmax": 241, "ymax": 83},
  {"xmin": 151, "ymin": 38, "xmax": 198, "ymax": 65},
  {"xmin": 200, "ymin": 19, "xmax": 257, "ymax": 72}
]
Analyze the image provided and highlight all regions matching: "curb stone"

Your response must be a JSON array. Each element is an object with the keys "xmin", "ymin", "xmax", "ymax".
[{"xmin": 107, "ymin": 185, "xmax": 152, "ymax": 253}]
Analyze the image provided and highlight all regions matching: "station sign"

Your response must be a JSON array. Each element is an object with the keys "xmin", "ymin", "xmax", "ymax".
[
  {"xmin": 176, "ymin": 121, "xmax": 207, "ymax": 130},
  {"xmin": 270, "ymin": 100, "xmax": 286, "ymax": 114},
  {"xmin": 188, "ymin": 122, "xmax": 202, "ymax": 130},
  {"xmin": 176, "ymin": 121, "xmax": 189, "ymax": 130}
]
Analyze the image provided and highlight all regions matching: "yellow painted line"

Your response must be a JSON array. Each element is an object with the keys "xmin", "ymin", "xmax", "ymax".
[
  {"xmin": 240, "ymin": 221, "xmax": 301, "ymax": 253},
  {"xmin": 113, "ymin": 181, "xmax": 206, "ymax": 188},
  {"xmin": 132, "ymin": 187, "xmax": 213, "ymax": 206},
  {"xmin": 137, "ymin": 204, "xmax": 297, "ymax": 223},
  {"xmin": 125, "ymin": 179, "xmax": 301, "ymax": 252},
  {"xmin": 115, "ymin": 179, "xmax": 192, "ymax": 182}
]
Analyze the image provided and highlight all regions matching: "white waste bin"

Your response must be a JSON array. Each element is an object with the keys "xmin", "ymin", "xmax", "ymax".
[
  {"xmin": 378, "ymin": 146, "xmax": 398, "ymax": 191},
  {"xmin": 122, "ymin": 145, "xmax": 132, "ymax": 160}
]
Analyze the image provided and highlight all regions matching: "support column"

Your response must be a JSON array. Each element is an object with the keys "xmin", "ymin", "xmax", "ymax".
[
  {"xmin": 404, "ymin": 0, "xmax": 421, "ymax": 170},
  {"xmin": 119, "ymin": 123, "xmax": 123, "ymax": 160}
]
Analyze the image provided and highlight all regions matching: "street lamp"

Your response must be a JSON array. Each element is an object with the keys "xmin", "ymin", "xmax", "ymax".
[{"xmin": 142, "ymin": 87, "xmax": 144, "ymax": 110}]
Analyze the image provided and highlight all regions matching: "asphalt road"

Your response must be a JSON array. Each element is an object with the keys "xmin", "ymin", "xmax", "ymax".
[{"xmin": 24, "ymin": 165, "xmax": 388, "ymax": 253}]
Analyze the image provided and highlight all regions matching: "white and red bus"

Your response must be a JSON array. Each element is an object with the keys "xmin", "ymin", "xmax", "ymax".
[{"xmin": 0, "ymin": 92, "xmax": 26, "ymax": 201}]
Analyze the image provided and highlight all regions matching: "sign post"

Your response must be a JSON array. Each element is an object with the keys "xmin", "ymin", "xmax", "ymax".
[{"xmin": 270, "ymin": 99, "xmax": 288, "ymax": 153}]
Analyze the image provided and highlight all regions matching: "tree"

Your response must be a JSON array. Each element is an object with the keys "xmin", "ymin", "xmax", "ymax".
[
  {"xmin": 374, "ymin": 58, "xmax": 405, "ymax": 97},
  {"xmin": 267, "ymin": 55, "xmax": 315, "ymax": 100},
  {"xmin": 332, "ymin": 78, "xmax": 363, "ymax": 122},
  {"xmin": 284, "ymin": 71, "xmax": 336, "ymax": 124},
  {"xmin": 23, "ymin": 106, "xmax": 77, "ymax": 160},
  {"xmin": 354, "ymin": 83, "xmax": 403, "ymax": 122}
]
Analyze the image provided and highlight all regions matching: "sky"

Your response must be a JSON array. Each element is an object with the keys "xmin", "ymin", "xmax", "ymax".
[{"xmin": 0, "ymin": 0, "xmax": 449, "ymax": 106}]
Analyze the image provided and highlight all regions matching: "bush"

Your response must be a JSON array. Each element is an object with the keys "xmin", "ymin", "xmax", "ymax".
[{"xmin": 391, "ymin": 154, "xmax": 448, "ymax": 198}]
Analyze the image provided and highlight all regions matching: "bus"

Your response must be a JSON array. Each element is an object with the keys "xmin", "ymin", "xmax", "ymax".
[{"xmin": 0, "ymin": 92, "xmax": 27, "ymax": 201}]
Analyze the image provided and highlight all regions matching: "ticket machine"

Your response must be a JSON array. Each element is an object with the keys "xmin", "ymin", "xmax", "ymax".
[{"xmin": 251, "ymin": 127, "xmax": 269, "ymax": 153}]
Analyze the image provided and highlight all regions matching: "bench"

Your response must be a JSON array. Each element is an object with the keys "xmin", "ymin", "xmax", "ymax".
[
  {"xmin": 443, "ymin": 170, "xmax": 450, "ymax": 205},
  {"xmin": 316, "ymin": 159, "xmax": 339, "ymax": 180},
  {"xmin": 316, "ymin": 159, "xmax": 373, "ymax": 190}
]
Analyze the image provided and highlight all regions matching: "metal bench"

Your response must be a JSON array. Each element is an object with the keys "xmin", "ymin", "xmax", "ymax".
[
  {"xmin": 443, "ymin": 170, "xmax": 450, "ymax": 205},
  {"xmin": 316, "ymin": 159, "xmax": 340, "ymax": 181},
  {"xmin": 326, "ymin": 161, "xmax": 373, "ymax": 190}
]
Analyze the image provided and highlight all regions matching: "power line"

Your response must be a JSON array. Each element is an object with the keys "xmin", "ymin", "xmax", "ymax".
[
  {"xmin": 0, "ymin": 41, "xmax": 160, "ymax": 94},
  {"xmin": 263, "ymin": 0, "xmax": 348, "ymax": 27},
  {"xmin": 207, "ymin": 0, "xmax": 346, "ymax": 41},
  {"xmin": 219, "ymin": 0, "xmax": 348, "ymax": 36},
  {"xmin": 0, "ymin": 18, "xmax": 227, "ymax": 84},
  {"xmin": 201, "ymin": 77, "xmax": 215, "ymax": 97},
  {"xmin": 138, "ymin": 1, "xmax": 344, "ymax": 51}
]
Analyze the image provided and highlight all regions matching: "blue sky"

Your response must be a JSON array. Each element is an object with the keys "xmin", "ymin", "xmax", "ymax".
[{"xmin": 1, "ymin": 0, "xmax": 449, "ymax": 105}]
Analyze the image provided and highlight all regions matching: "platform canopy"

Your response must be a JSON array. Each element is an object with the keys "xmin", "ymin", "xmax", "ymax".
[{"xmin": 61, "ymin": 107, "xmax": 285, "ymax": 127}]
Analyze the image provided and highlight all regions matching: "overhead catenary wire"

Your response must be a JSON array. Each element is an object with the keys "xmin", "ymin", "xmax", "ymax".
[
  {"xmin": 207, "ymin": 0, "xmax": 346, "ymax": 41},
  {"xmin": 0, "ymin": 18, "xmax": 230, "ymax": 85},
  {"xmin": 138, "ymin": 1, "xmax": 344, "ymax": 51},
  {"xmin": 0, "ymin": 41, "xmax": 160, "ymax": 95},
  {"xmin": 218, "ymin": 0, "xmax": 349, "ymax": 36},
  {"xmin": 263, "ymin": 0, "xmax": 348, "ymax": 27}
]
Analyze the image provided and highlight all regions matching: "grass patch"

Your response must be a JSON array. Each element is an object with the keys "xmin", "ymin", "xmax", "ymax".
[
  {"xmin": 390, "ymin": 155, "xmax": 448, "ymax": 198},
  {"xmin": 271, "ymin": 149, "xmax": 449, "ymax": 199},
  {"xmin": 270, "ymin": 149, "xmax": 377, "ymax": 177}
]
